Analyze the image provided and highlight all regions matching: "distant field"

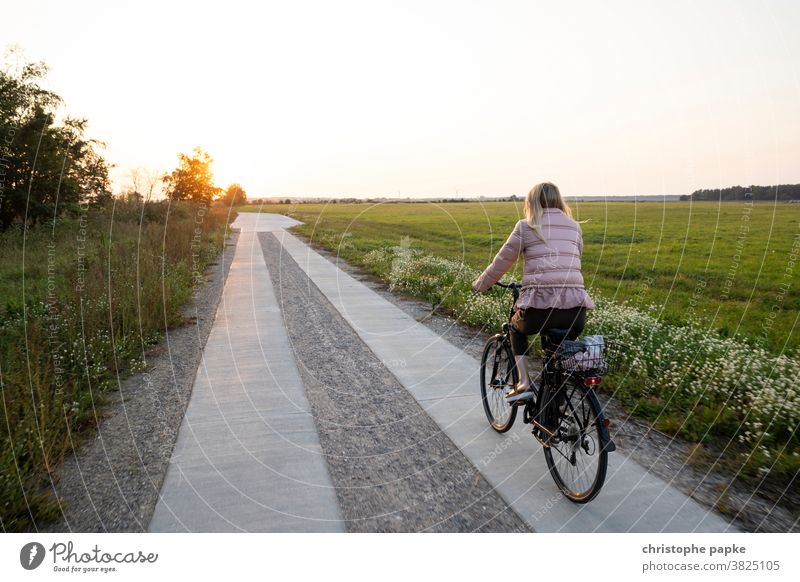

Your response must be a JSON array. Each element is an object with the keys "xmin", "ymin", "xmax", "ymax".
[{"xmin": 242, "ymin": 201, "xmax": 799, "ymax": 355}]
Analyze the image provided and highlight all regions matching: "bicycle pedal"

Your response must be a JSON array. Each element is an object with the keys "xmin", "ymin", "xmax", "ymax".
[{"xmin": 505, "ymin": 390, "xmax": 533, "ymax": 403}]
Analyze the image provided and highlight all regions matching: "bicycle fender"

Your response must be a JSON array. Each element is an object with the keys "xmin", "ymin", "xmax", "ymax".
[{"xmin": 586, "ymin": 388, "xmax": 617, "ymax": 453}]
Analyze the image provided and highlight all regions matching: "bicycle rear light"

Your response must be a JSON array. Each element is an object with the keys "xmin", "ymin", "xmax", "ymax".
[{"xmin": 584, "ymin": 376, "xmax": 602, "ymax": 386}]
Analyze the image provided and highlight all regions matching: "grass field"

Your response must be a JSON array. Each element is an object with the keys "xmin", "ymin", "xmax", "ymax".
[
  {"xmin": 243, "ymin": 200, "xmax": 800, "ymax": 355},
  {"xmin": 241, "ymin": 200, "xmax": 800, "ymax": 488},
  {"xmin": 0, "ymin": 200, "xmax": 232, "ymax": 531}
]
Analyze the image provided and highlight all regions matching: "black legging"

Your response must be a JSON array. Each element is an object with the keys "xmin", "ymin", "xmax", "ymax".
[{"xmin": 510, "ymin": 306, "xmax": 586, "ymax": 356}]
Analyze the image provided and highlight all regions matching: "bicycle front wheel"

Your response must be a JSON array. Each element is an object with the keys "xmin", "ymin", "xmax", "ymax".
[
  {"xmin": 480, "ymin": 335, "xmax": 518, "ymax": 432},
  {"xmin": 542, "ymin": 379, "xmax": 608, "ymax": 503}
]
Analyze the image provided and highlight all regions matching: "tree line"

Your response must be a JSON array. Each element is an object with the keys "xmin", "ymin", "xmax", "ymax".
[
  {"xmin": 690, "ymin": 184, "xmax": 800, "ymax": 201},
  {"xmin": 0, "ymin": 49, "xmax": 245, "ymax": 231}
]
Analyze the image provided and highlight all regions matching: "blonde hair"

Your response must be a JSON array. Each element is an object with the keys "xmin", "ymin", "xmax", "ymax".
[{"xmin": 524, "ymin": 182, "xmax": 572, "ymax": 240}]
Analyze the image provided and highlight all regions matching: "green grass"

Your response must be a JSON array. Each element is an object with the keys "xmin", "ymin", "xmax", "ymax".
[
  {"xmin": 0, "ymin": 200, "xmax": 233, "ymax": 531},
  {"xmin": 241, "ymin": 200, "xmax": 800, "ymax": 355}
]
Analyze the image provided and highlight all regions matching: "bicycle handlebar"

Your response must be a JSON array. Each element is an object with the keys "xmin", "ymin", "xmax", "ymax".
[{"xmin": 495, "ymin": 281, "xmax": 521, "ymax": 290}]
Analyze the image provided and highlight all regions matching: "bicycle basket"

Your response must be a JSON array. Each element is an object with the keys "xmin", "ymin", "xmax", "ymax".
[{"xmin": 556, "ymin": 337, "xmax": 623, "ymax": 375}]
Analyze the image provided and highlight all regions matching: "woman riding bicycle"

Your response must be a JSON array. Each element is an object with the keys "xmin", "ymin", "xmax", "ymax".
[{"xmin": 472, "ymin": 182, "xmax": 595, "ymax": 399}]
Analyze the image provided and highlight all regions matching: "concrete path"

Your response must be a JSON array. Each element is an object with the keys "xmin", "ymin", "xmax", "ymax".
[
  {"xmin": 258, "ymin": 231, "xmax": 530, "ymax": 532},
  {"xmin": 272, "ymin": 218, "xmax": 737, "ymax": 533},
  {"xmin": 150, "ymin": 212, "xmax": 736, "ymax": 532},
  {"xmin": 149, "ymin": 214, "xmax": 344, "ymax": 532}
]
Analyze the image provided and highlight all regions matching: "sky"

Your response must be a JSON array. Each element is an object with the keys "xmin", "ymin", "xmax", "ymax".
[{"xmin": 2, "ymin": 0, "xmax": 799, "ymax": 198}]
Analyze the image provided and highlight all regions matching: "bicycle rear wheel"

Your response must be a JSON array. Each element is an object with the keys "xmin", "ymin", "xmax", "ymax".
[
  {"xmin": 542, "ymin": 378, "xmax": 608, "ymax": 503},
  {"xmin": 480, "ymin": 335, "xmax": 518, "ymax": 433}
]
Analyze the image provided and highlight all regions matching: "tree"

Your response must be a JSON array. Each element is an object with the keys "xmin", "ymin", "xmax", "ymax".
[
  {"xmin": 162, "ymin": 147, "xmax": 220, "ymax": 203},
  {"xmin": 0, "ymin": 49, "xmax": 111, "ymax": 229},
  {"xmin": 127, "ymin": 166, "xmax": 164, "ymax": 202},
  {"xmin": 221, "ymin": 182, "xmax": 246, "ymax": 206}
]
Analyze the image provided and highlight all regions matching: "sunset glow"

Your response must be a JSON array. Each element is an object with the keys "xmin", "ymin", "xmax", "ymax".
[{"xmin": 3, "ymin": 0, "xmax": 800, "ymax": 198}]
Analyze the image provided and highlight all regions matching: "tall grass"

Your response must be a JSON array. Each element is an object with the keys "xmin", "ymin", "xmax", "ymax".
[{"xmin": 0, "ymin": 200, "xmax": 232, "ymax": 531}]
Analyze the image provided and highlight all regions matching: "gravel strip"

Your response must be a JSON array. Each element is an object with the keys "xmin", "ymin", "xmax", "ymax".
[
  {"xmin": 297, "ymin": 235, "xmax": 797, "ymax": 533},
  {"xmin": 260, "ymin": 232, "xmax": 529, "ymax": 532},
  {"xmin": 41, "ymin": 231, "xmax": 239, "ymax": 533}
]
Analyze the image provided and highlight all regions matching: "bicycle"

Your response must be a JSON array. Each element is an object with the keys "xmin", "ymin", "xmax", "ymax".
[{"xmin": 479, "ymin": 281, "xmax": 618, "ymax": 503}]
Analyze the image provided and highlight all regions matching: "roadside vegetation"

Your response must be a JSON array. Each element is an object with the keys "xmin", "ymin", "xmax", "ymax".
[
  {"xmin": 0, "ymin": 201, "xmax": 231, "ymax": 530},
  {"xmin": 0, "ymin": 52, "xmax": 237, "ymax": 531}
]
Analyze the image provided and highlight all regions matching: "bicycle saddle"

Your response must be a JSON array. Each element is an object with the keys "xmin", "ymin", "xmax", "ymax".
[{"xmin": 541, "ymin": 327, "xmax": 574, "ymax": 343}]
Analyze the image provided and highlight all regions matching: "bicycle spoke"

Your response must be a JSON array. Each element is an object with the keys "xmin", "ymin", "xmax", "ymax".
[
  {"xmin": 563, "ymin": 387, "xmax": 592, "ymax": 435},
  {"xmin": 565, "ymin": 382, "xmax": 578, "ymax": 407},
  {"xmin": 481, "ymin": 339, "xmax": 517, "ymax": 431},
  {"xmin": 545, "ymin": 381, "xmax": 606, "ymax": 501}
]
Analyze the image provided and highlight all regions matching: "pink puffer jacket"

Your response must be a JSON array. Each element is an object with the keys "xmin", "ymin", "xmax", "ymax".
[{"xmin": 472, "ymin": 208, "xmax": 596, "ymax": 310}]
